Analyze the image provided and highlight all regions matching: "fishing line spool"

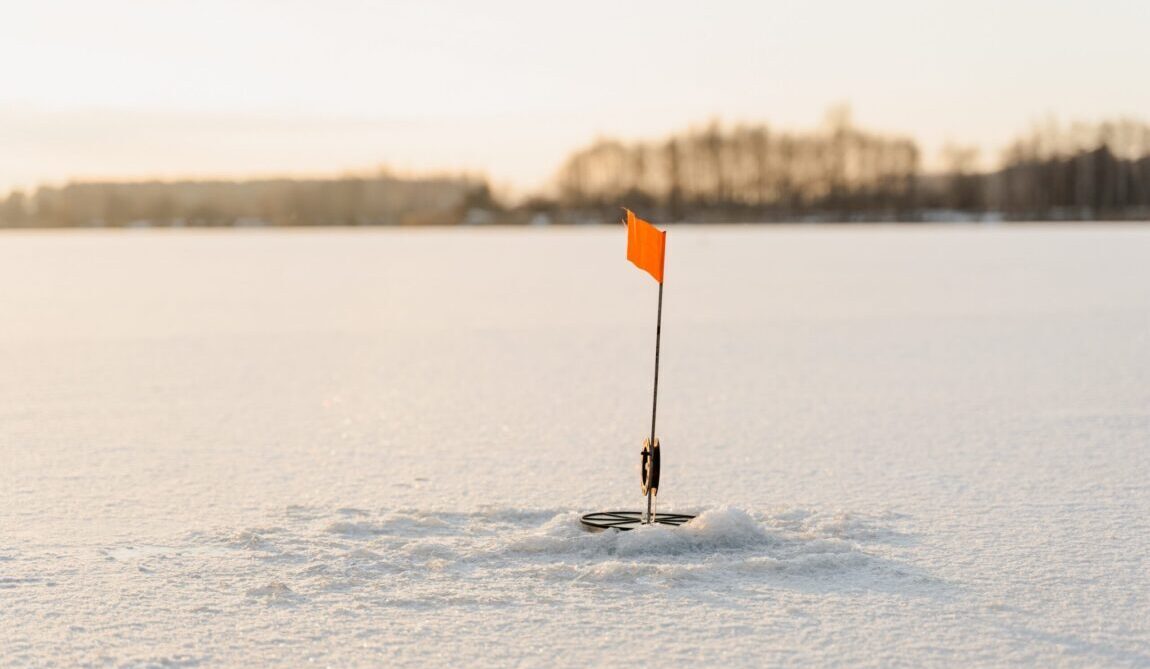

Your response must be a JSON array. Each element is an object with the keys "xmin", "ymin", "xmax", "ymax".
[{"xmin": 640, "ymin": 438, "xmax": 660, "ymax": 496}]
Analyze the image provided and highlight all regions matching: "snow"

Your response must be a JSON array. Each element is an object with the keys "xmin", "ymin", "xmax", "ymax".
[{"xmin": 1, "ymin": 225, "xmax": 1149, "ymax": 666}]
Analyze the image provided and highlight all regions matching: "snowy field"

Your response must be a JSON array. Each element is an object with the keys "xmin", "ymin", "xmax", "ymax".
[{"xmin": 2, "ymin": 225, "xmax": 1149, "ymax": 667}]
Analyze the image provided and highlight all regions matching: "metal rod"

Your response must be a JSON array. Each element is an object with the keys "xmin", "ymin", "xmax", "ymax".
[{"xmin": 645, "ymin": 281, "xmax": 663, "ymax": 523}]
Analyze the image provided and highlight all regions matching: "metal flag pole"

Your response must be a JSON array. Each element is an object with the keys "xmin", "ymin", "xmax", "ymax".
[{"xmin": 645, "ymin": 280, "xmax": 664, "ymax": 523}]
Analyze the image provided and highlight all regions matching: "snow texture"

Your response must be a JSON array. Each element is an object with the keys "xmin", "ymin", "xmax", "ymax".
[{"xmin": 1, "ymin": 225, "xmax": 1149, "ymax": 667}]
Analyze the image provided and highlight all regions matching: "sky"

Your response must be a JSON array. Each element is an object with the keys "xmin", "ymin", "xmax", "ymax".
[{"xmin": 2, "ymin": 0, "xmax": 1148, "ymax": 196}]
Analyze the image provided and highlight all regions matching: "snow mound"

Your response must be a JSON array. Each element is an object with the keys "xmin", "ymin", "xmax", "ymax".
[{"xmin": 169, "ymin": 505, "xmax": 905, "ymax": 596}]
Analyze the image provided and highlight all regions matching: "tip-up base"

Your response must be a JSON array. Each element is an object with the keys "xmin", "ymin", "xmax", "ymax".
[{"xmin": 579, "ymin": 511, "xmax": 696, "ymax": 532}]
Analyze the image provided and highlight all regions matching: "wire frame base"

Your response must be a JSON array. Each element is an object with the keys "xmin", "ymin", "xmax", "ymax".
[{"xmin": 579, "ymin": 511, "xmax": 696, "ymax": 532}]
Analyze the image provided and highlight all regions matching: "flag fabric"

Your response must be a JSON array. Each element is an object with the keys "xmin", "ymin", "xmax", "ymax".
[{"xmin": 624, "ymin": 209, "xmax": 666, "ymax": 283}]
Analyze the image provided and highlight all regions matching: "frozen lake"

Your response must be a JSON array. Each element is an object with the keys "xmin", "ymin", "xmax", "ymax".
[{"xmin": 2, "ymin": 225, "xmax": 1149, "ymax": 666}]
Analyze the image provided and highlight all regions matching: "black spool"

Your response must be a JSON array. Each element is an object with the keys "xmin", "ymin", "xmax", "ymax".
[{"xmin": 640, "ymin": 438, "xmax": 660, "ymax": 496}]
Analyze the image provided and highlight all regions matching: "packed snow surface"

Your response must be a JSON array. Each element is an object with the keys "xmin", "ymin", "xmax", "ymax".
[{"xmin": 2, "ymin": 225, "xmax": 1149, "ymax": 667}]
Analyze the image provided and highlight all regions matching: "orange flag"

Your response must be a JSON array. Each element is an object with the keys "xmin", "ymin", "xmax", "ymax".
[{"xmin": 624, "ymin": 209, "xmax": 666, "ymax": 283}]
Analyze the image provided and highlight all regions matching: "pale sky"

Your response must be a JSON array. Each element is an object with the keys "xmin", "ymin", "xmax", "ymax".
[{"xmin": 2, "ymin": 0, "xmax": 1148, "ymax": 196}]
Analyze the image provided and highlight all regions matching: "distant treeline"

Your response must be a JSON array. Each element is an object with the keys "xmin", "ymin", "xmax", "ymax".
[
  {"xmin": 2, "ymin": 110, "xmax": 1149, "ymax": 227},
  {"xmin": 551, "ymin": 107, "xmax": 919, "ymax": 221},
  {"xmin": 0, "ymin": 172, "xmax": 495, "ymax": 228},
  {"xmin": 546, "ymin": 110, "xmax": 1150, "ymax": 222},
  {"xmin": 989, "ymin": 119, "xmax": 1150, "ymax": 218}
]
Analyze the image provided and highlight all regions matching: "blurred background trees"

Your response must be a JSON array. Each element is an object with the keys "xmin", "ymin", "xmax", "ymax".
[
  {"xmin": 1, "ymin": 172, "xmax": 490, "ymax": 228},
  {"xmin": 2, "ymin": 110, "xmax": 1148, "ymax": 226},
  {"xmin": 554, "ymin": 106, "xmax": 919, "ymax": 221},
  {"xmin": 992, "ymin": 118, "xmax": 1150, "ymax": 218}
]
